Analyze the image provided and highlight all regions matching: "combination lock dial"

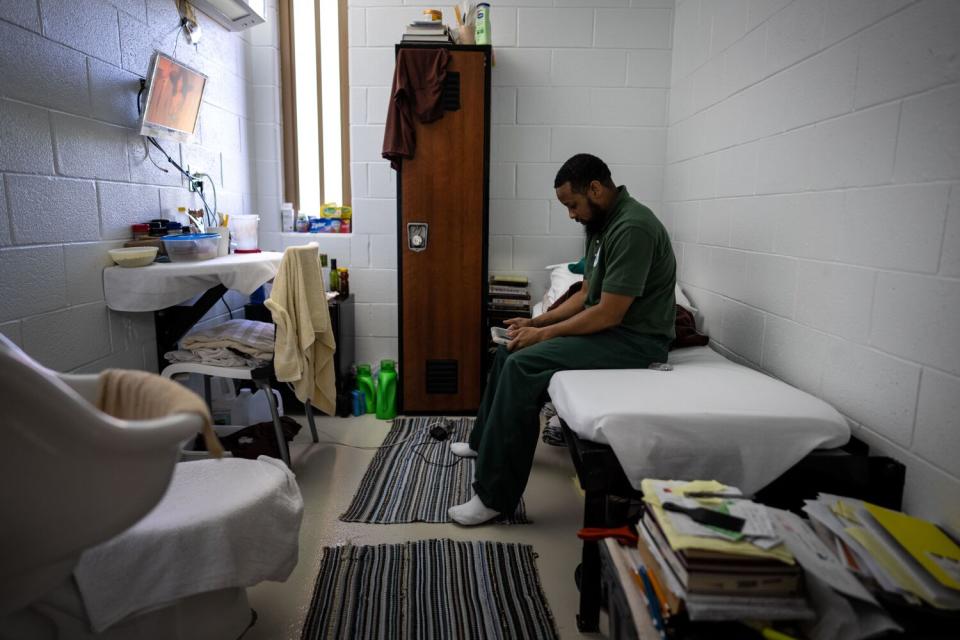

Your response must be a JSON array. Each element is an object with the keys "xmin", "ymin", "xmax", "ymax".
[{"xmin": 407, "ymin": 223, "xmax": 428, "ymax": 252}]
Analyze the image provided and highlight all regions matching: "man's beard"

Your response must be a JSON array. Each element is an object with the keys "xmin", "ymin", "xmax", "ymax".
[{"xmin": 583, "ymin": 199, "xmax": 608, "ymax": 234}]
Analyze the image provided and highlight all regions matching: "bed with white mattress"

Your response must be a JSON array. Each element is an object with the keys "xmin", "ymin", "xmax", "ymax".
[
  {"xmin": 533, "ymin": 263, "xmax": 854, "ymax": 632},
  {"xmin": 532, "ymin": 262, "xmax": 850, "ymax": 492},
  {"xmin": 548, "ymin": 345, "xmax": 850, "ymax": 495},
  {"xmin": 551, "ymin": 345, "xmax": 853, "ymax": 632}
]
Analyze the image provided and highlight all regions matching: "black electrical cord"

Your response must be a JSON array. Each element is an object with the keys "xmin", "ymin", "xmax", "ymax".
[
  {"xmin": 136, "ymin": 82, "xmax": 169, "ymax": 174},
  {"xmin": 138, "ymin": 79, "xmax": 217, "ymax": 228},
  {"xmin": 137, "ymin": 80, "xmax": 193, "ymax": 181},
  {"xmin": 411, "ymin": 441, "xmax": 466, "ymax": 468}
]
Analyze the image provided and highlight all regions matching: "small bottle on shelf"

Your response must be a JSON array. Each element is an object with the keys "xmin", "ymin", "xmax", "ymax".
[
  {"xmin": 338, "ymin": 267, "xmax": 349, "ymax": 298},
  {"xmin": 329, "ymin": 258, "xmax": 340, "ymax": 294}
]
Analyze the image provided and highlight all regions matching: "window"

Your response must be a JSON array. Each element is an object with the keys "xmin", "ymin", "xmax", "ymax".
[{"xmin": 279, "ymin": 0, "xmax": 350, "ymax": 215}]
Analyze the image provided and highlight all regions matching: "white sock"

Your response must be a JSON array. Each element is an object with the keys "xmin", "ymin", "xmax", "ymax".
[
  {"xmin": 448, "ymin": 494, "xmax": 500, "ymax": 526},
  {"xmin": 450, "ymin": 442, "xmax": 478, "ymax": 458}
]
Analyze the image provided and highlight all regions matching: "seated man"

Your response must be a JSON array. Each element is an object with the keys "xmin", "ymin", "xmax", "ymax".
[{"xmin": 448, "ymin": 153, "xmax": 678, "ymax": 525}]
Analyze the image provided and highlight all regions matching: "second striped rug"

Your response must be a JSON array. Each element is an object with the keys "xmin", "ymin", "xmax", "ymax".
[
  {"xmin": 301, "ymin": 540, "xmax": 559, "ymax": 640},
  {"xmin": 340, "ymin": 416, "xmax": 529, "ymax": 524}
]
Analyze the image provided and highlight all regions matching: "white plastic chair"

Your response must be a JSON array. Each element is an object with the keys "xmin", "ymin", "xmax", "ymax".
[
  {"xmin": 160, "ymin": 244, "xmax": 328, "ymax": 467},
  {"xmin": 0, "ymin": 334, "xmax": 203, "ymax": 617},
  {"xmin": 0, "ymin": 335, "xmax": 302, "ymax": 639},
  {"xmin": 161, "ymin": 360, "xmax": 318, "ymax": 467}
]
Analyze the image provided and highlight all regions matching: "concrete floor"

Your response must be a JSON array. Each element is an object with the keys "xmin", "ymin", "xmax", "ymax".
[{"xmin": 245, "ymin": 413, "xmax": 606, "ymax": 639}]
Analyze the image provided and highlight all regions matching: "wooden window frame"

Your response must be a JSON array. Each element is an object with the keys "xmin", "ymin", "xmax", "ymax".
[{"xmin": 278, "ymin": 0, "xmax": 351, "ymax": 212}]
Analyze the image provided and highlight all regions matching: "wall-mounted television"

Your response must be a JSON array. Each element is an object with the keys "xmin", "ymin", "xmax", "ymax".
[{"xmin": 139, "ymin": 53, "xmax": 208, "ymax": 143}]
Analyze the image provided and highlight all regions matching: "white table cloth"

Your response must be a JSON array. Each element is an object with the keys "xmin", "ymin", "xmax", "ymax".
[
  {"xmin": 104, "ymin": 252, "xmax": 283, "ymax": 312},
  {"xmin": 548, "ymin": 346, "xmax": 851, "ymax": 495}
]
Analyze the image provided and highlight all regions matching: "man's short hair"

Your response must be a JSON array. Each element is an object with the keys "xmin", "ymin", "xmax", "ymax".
[{"xmin": 553, "ymin": 153, "xmax": 615, "ymax": 193}]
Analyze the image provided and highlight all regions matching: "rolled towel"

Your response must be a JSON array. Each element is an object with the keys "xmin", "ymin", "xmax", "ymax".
[{"xmin": 97, "ymin": 369, "xmax": 223, "ymax": 458}]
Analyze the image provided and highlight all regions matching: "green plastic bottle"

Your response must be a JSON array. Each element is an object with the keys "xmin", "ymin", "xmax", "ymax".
[
  {"xmin": 375, "ymin": 360, "xmax": 397, "ymax": 420},
  {"xmin": 356, "ymin": 363, "xmax": 376, "ymax": 414}
]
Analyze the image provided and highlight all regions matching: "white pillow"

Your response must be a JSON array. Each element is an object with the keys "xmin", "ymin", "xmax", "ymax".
[
  {"xmin": 542, "ymin": 263, "xmax": 583, "ymax": 309},
  {"xmin": 675, "ymin": 285, "xmax": 696, "ymax": 312},
  {"xmin": 541, "ymin": 263, "xmax": 698, "ymax": 315}
]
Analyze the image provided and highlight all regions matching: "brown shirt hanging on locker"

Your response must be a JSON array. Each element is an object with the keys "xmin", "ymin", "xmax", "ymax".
[{"xmin": 382, "ymin": 48, "xmax": 450, "ymax": 170}]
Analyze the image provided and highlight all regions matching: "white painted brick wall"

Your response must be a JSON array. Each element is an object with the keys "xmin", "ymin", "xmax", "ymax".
[
  {"xmin": 871, "ymin": 273, "xmax": 960, "ymax": 376},
  {"xmin": 0, "ymin": 0, "xmax": 278, "ymax": 373},
  {"xmin": 341, "ymin": 1, "xmax": 673, "ymax": 366},
  {"xmin": 21, "ymin": 302, "xmax": 113, "ymax": 370},
  {"xmin": 0, "ymin": 20, "xmax": 91, "ymax": 115},
  {"xmin": 41, "ymin": 0, "xmax": 122, "ymax": 66},
  {"xmin": 0, "ymin": 178, "xmax": 8, "ymax": 246},
  {"xmin": 0, "ymin": 99, "xmax": 55, "ymax": 173},
  {"xmin": 913, "ymin": 369, "xmax": 960, "ymax": 477},
  {"xmin": 667, "ymin": 0, "xmax": 960, "ymax": 526},
  {"xmin": 6, "ymin": 175, "xmax": 100, "ymax": 244},
  {"xmin": 52, "ymin": 113, "xmax": 131, "ymax": 181},
  {"xmin": 942, "ymin": 186, "xmax": 960, "ymax": 277}
]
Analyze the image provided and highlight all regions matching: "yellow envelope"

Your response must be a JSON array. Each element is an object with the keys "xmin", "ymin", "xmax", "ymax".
[{"xmin": 865, "ymin": 503, "xmax": 960, "ymax": 591}]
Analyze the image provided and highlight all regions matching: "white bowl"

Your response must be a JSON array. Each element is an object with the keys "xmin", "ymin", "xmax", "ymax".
[{"xmin": 109, "ymin": 247, "xmax": 158, "ymax": 268}]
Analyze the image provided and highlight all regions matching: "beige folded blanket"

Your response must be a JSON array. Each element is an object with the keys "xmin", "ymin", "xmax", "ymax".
[
  {"xmin": 180, "ymin": 319, "xmax": 275, "ymax": 362},
  {"xmin": 97, "ymin": 369, "xmax": 223, "ymax": 458}
]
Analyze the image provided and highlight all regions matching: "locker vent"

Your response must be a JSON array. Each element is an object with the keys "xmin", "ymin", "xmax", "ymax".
[
  {"xmin": 425, "ymin": 359, "xmax": 458, "ymax": 394},
  {"xmin": 441, "ymin": 72, "xmax": 460, "ymax": 111}
]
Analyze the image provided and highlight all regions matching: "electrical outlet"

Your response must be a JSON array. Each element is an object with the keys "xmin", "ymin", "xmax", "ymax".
[{"xmin": 188, "ymin": 176, "xmax": 203, "ymax": 193}]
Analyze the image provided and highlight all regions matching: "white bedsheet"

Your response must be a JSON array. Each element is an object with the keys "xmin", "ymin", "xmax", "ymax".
[
  {"xmin": 74, "ymin": 456, "xmax": 303, "ymax": 632},
  {"xmin": 548, "ymin": 346, "xmax": 850, "ymax": 495}
]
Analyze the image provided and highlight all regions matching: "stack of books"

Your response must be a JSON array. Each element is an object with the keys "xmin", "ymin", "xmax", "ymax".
[
  {"xmin": 628, "ymin": 479, "xmax": 812, "ymax": 633},
  {"xmin": 487, "ymin": 276, "xmax": 531, "ymax": 325},
  {"xmin": 401, "ymin": 20, "xmax": 452, "ymax": 43}
]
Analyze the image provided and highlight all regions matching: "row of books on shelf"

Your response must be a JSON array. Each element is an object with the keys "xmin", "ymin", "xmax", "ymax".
[
  {"xmin": 488, "ymin": 275, "xmax": 531, "ymax": 318},
  {"xmin": 617, "ymin": 479, "xmax": 960, "ymax": 639}
]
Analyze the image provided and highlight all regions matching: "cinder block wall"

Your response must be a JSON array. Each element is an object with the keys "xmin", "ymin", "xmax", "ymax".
[
  {"xmin": 335, "ymin": 0, "xmax": 675, "ymax": 366},
  {"xmin": 663, "ymin": 0, "xmax": 960, "ymax": 526},
  {"xmin": 0, "ymin": 0, "xmax": 283, "ymax": 372}
]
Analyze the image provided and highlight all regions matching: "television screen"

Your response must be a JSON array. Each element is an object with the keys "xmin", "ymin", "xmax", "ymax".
[{"xmin": 140, "ymin": 53, "xmax": 207, "ymax": 143}]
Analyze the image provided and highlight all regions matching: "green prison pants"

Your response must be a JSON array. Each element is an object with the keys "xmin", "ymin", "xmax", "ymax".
[{"xmin": 469, "ymin": 328, "xmax": 670, "ymax": 514}]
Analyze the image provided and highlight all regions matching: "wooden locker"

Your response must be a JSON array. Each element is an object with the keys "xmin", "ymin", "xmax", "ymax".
[{"xmin": 396, "ymin": 45, "xmax": 491, "ymax": 413}]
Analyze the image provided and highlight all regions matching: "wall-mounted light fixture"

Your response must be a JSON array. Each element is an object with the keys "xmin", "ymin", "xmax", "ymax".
[{"xmin": 186, "ymin": 0, "xmax": 267, "ymax": 32}]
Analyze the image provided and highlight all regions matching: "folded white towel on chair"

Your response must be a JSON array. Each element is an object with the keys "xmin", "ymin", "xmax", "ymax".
[
  {"xmin": 180, "ymin": 319, "xmax": 275, "ymax": 362},
  {"xmin": 164, "ymin": 347, "xmax": 260, "ymax": 368},
  {"xmin": 74, "ymin": 457, "xmax": 303, "ymax": 632}
]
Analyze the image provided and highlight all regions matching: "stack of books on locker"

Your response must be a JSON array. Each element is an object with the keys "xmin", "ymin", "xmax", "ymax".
[
  {"xmin": 487, "ymin": 276, "xmax": 531, "ymax": 326},
  {"xmin": 401, "ymin": 20, "xmax": 452, "ymax": 43}
]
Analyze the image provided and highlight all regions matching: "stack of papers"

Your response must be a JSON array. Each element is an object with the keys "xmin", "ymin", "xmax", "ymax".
[
  {"xmin": 643, "ymin": 480, "xmax": 792, "ymax": 561},
  {"xmin": 804, "ymin": 494, "xmax": 960, "ymax": 610},
  {"xmin": 636, "ymin": 480, "xmax": 811, "ymax": 622}
]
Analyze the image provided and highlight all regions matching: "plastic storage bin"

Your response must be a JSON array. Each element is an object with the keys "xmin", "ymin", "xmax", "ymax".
[
  {"xmin": 162, "ymin": 233, "xmax": 221, "ymax": 261},
  {"xmin": 230, "ymin": 388, "xmax": 284, "ymax": 426}
]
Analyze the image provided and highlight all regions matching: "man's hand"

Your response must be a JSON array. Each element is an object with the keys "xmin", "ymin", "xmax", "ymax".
[
  {"xmin": 507, "ymin": 326, "xmax": 547, "ymax": 351},
  {"xmin": 504, "ymin": 317, "xmax": 534, "ymax": 329}
]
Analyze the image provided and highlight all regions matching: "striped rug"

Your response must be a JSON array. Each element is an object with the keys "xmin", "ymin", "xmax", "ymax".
[
  {"xmin": 300, "ymin": 540, "xmax": 559, "ymax": 640},
  {"xmin": 341, "ymin": 416, "xmax": 529, "ymax": 524}
]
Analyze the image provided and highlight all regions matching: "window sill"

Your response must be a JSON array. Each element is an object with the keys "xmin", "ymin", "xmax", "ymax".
[{"xmin": 278, "ymin": 232, "xmax": 353, "ymax": 237}]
